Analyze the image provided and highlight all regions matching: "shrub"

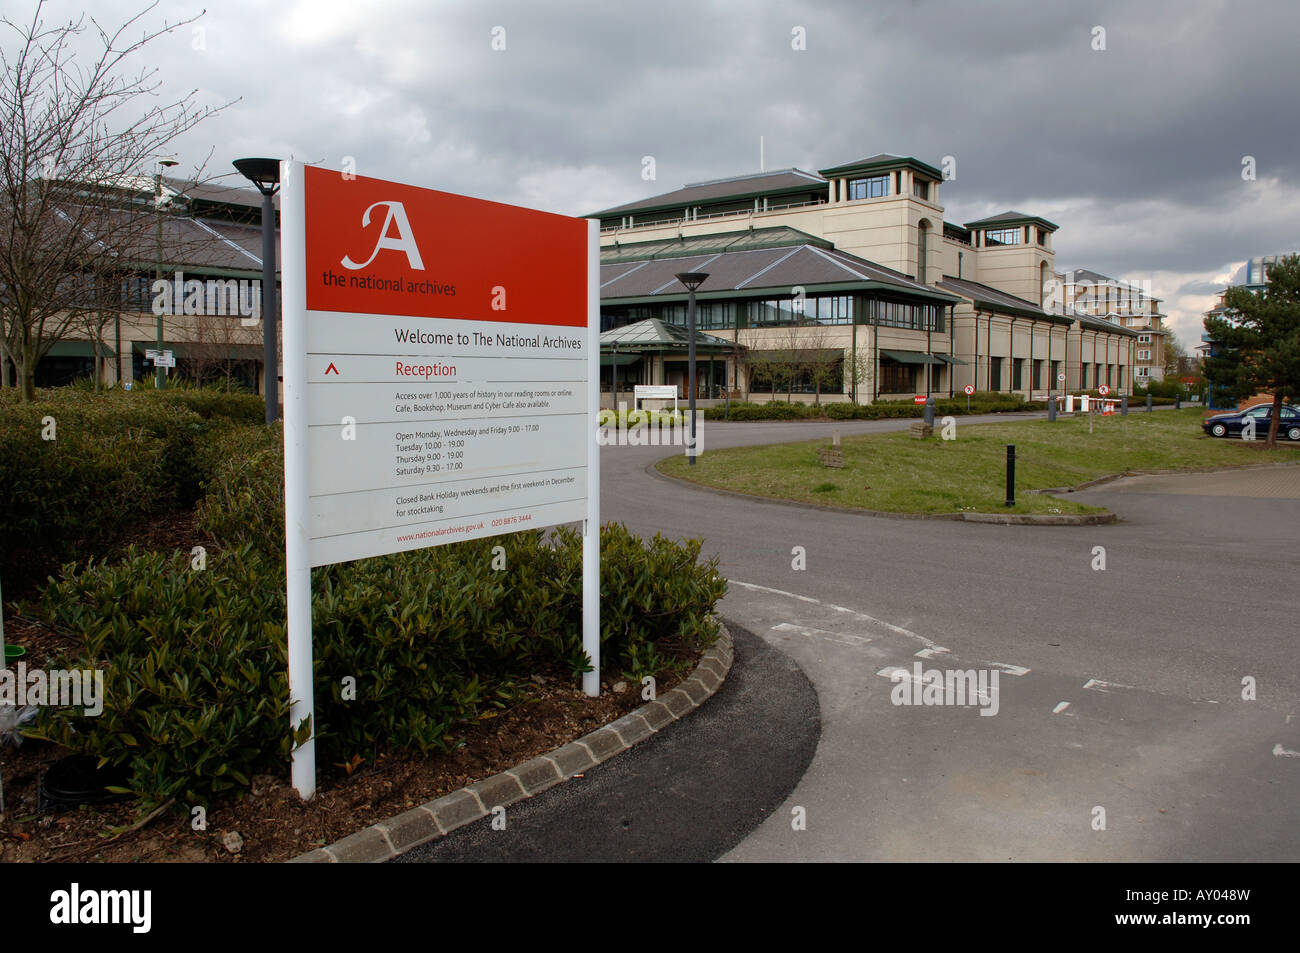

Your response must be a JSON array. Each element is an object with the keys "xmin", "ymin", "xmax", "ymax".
[
  {"xmin": 31, "ymin": 545, "xmax": 293, "ymax": 807},
  {"xmin": 33, "ymin": 525, "xmax": 725, "ymax": 805},
  {"xmin": 0, "ymin": 394, "xmax": 201, "ymax": 590},
  {"xmin": 194, "ymin": 422, "xmax": 285, "ymax": 557}
]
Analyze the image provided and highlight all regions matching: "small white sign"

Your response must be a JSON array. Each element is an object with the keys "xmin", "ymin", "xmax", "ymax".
[
  {"xmin": 1057, "ymin": 373, "xmax": 1066, "ymax": 382},
  {"xmin": 635, "ymin": 385, "xmax": 678, "ymax": 400},
  {"xmin": 154, "ymin": 350, "xmax": 175, "ymax": 368}
]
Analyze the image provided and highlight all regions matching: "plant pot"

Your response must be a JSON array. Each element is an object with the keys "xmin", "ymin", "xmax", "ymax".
[{"xmin": 39, "ymin": 755, "xmax": 131, "ymax": 812}]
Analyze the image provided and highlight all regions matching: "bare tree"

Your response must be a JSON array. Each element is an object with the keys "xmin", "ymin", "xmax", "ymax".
[{"xmin": 0, "ymin": 1, "xmax": 228, "ymax": 400}]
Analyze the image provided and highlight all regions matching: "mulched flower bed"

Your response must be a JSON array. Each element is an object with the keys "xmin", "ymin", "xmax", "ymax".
[{"xmin": 0, "ymin": 657, "xmax": 691, "ymax": 863}]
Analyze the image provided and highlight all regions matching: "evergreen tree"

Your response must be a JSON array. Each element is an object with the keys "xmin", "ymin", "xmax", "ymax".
[{"xmin": 1203, "ymin": 255, "xmax": 1300, "ymax": 446}]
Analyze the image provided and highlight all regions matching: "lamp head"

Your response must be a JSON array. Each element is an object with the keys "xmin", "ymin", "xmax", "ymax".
[
  {"xmin": 233, "ymin": 157, "xmax": 281, "ymax": 195},
  {"xmin": 675, "ymin": 272, "xmax": 709, "ymax": 293}
]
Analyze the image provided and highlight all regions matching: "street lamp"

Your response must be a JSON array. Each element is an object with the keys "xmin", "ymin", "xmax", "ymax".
[
  {"xmin": 153, "ymin": 157, "xmax": 178, "ymax": 389},
  {"xmin": 675, "ymin": 272, "xmax": 709, "ymax": 465},
  {"xmin": 233, "ymin": 157, "xmax": 281, "ymax": 425}
]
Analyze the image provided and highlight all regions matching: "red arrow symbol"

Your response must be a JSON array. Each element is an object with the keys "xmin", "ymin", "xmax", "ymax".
[{"xmin": 325, "ymin": 362, "xmax": 339, "ymax": 376}]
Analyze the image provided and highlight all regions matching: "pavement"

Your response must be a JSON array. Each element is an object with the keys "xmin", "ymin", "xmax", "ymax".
[
  {"xmin": 400, "ymin": 410, "xmax": 1300, "ymax": 862},
  {"xmin": 396, "ymin": 624, "xmax": 819, "ymax": 862}
]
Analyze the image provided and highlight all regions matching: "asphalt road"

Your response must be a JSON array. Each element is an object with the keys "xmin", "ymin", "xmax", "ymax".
[
  {"xmin": 406, "ymin": 409, "xmax": 1299, "ymax": 862},
  {"xmin": 608, "ymin": 411, "xmax": 1300, "ymax": 862},
  {"xmin": 397, "ymin": 624, "xmax": 819, "ymax": 862}
]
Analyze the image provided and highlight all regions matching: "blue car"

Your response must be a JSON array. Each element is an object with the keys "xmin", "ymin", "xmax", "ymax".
[{"xmin": 1202, "ymin": 403, "xmax": 1300, "ymax": 440}]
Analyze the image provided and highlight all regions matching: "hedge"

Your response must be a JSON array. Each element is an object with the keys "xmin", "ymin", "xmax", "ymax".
[
  {"xmin": 33, "ymin": 525, "xmax": 726, "ymax": 806},
  {"xmin": 20, "ymin": 395, "xmax": 727, "ymax": 806},
  {"xmin": 703, "ymin": 392, "xmax": 1039, "ymax": 421}
]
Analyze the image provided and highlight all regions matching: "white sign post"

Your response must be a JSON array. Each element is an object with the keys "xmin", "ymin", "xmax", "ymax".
[{"xmin": 280, "ymin": 162, "xmax": 599, "ymax": 799}]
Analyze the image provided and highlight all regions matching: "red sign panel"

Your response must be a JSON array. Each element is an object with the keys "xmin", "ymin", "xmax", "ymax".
[
  {"xmin": 913, "ymin": 395, "xmax": 928, "ymax": 404},
  {"xmin": 303, "ymin": 165, "xmax": 587, "ymax": 326}
]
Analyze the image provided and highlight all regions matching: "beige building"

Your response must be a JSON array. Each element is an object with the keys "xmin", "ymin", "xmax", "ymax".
[
  {"xmin": 1056, "ymin": 268, "xmax": 1167, "ymax": 384},
  {"xmin": 595, "ymin": 154, "xmax": 1137, "ymax": 402}
]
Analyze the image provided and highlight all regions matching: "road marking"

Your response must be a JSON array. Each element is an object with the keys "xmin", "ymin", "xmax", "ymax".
[
  {"xmin": 1053, "ymin": 702, "xmax": 1071, "ymax": 714},
  {"xmin": 914, "ymin": 647, "xmax": 950, "ymax": 659},
  {"xmin": 988, "ymin": 662, "xmax": 1031, "ymax": 677},
  {"xmin": 1273, "ymin": 744, "xmax": 1300, "ymax": 759},
  {"xmin": 771, "ymin": 621, "xmax": 873, "ymax": 647},
  {"xmin": 1083, "ymin": 678, "xmax": 1133, "ymax": 693},
  {"xmin": 731, "ymin": 579, "xmax": 940, "ymax": 649},
  {"xmin": 876, "ymin": 665, "xmax": 993, "ymax": 704}
]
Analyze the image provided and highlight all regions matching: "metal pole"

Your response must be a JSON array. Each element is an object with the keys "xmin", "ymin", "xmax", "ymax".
[
  {"xmin": 1005, "ymin": 444, "xmax": 1016, "ymax": 507},
  {"xmin": 583, "ymin": 219, "xmax": 601, "ymax": 697},
  {"xmin": 155, "ymin": 172, "xmax": 166, "ymax": 390},
  {"xmin": 262, "ymin": 189, "xmax": 279, "ymax": 424},
  {"xmin": 0, "ymin": 570, "xmax": 5, "ymax": 812},
  {"xmin": 688, "ymin": 288, "xmax": 698, "ymax": 465},
  {"xmin": 279, "ymin": 162, "xmax": 315, "ymax": 800}
]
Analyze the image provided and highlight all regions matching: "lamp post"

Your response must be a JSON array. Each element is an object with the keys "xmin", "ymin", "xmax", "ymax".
[
  {"xmin": 153, "ymin": 157, "xmax": 178, "ymax": 389},
  {"xmin": 234, "ymin": 158, "xmax": 282, "ymax": 425},
  {"xmin": 675, "ymin": 272, "xmax": 709, "ymax": 465}
]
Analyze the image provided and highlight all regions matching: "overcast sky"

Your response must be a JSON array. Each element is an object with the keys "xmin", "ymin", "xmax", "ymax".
[{"xmin": 14, "ymin": 0, "xmax": 1300, "ymax": 347}]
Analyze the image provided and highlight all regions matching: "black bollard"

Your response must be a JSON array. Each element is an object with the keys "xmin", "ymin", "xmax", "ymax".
[
  {"xmin": 1121, "ymin": 395, "xmax": 1128, "ymax": 416},
  {"xmin": 1005, "ymin": 445, "xmax": 1016, "ymax": 507},
  {"xmin": 924, "ymin": 396, "xmax": 935, "ymax": 428},
  {"xmin": 1048, "ymin": 392, "xmax": 1057, "ymax": 422},
  {"xmin": 1146, "ymin": 394, "xmax": 1152, "ymax": 412}
]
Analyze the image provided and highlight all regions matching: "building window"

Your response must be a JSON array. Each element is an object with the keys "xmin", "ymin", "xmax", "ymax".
[
  {"xmin": 989, "ymin": 356, "xmax": 1003, "ymax": 391},
  {"xmin": 917, "ymin": 221, "xmax": 929, "ymax": 283},
  {"xmin": 1138, "ymin": 333, "xmax": 1151, "ymax": 343},
  {"xmin": 1081, "ymin": 362, "xmax": 1091, "ymax": 388},
  {"xmin": 1050, "ymin": 360, "xmax": 1061, "ymax": 388},
  {"xmin": 984, "ymin": 228, "xmax": 1020, "ymax": 246},
  {"xmin": 1036, "ymin": 227, "xmax": 1048, "ymax": 246},
  {"xmin": 848, "ymin": 175, "xmax": 889, "ymax": 200},
  {"xmin": 1012, "ymin": 358, "xmax": 1024, "ymax": 390},
  {"xmin": 866, "ymin": 299, "xmax": 939, "ymax": 330},
  {"xmin": 878, "ymin": 359, "xmax": 915, "ymax": 394},
  {"xmin": 1138, "ymin": 349, "xmax": 1151, "ymax": 361},
  {"xmin": 912, "ymin": 179, "xmax": 930, "ymax": 201},
  {"xmin": 1033, "ymin": 359, "xmax": 1043, "ymax": 390},
  {"xmin": 749, "ymin": 353, "xmax": 843, "ymax": 394}
]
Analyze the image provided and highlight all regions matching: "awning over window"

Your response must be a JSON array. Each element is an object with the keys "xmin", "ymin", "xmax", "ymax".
[
  {"xmin": 44, "ymin": 341, "xmax": 117, "ymax": 358},
  {"xmin": 131, "ymin": 341, "xmax": 263, "ymax": 361},
  {"xmin": 879, "ymin": 349, "xmax": 943, "ymax": 365},
  {"xmin": 600, "ymin": 353, "xmax": 642, "ymax": 366},
  {"xmin": 933, "ymin": 353, "xmax": 967, "ymax": 365}
]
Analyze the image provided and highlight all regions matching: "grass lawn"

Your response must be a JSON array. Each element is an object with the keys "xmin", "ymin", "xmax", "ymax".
[{"xmin": 657, "ymin": 409, "xmax": 1300, "ymax": 516}]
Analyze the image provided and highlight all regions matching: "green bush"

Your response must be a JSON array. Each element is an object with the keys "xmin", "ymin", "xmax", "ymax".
[
  {"xmin": 0, "ymin": 394, "xmax": 200, "ymax": 590},
  {"xmin": 0, "ymin": 390, "xmax": 280, "ymax": 590},
  {"xmin": 702, "ymin": 391, "xmax": 1040, "ymax": 421},
  {"xmin": 194, "ymin": 422, "xmax": 285, "ymax": 557},
  {"xmin": 33, "ymin": 525, "xmax": 725, "ymax": 806},
  {"xmin": 30, "ymin": 545, "xmax": 293, "ymax": 807}
]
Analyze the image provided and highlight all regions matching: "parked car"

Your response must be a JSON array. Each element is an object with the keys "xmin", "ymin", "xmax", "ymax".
[{"xmin": 1202, "ymin": 403, "xmax": 1300, "ymax": 440}]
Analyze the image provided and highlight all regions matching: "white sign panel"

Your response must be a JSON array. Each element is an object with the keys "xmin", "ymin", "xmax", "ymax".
[{"xmin": 279, "ymin": 162, "xmax": 601, "ymax": 798}]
